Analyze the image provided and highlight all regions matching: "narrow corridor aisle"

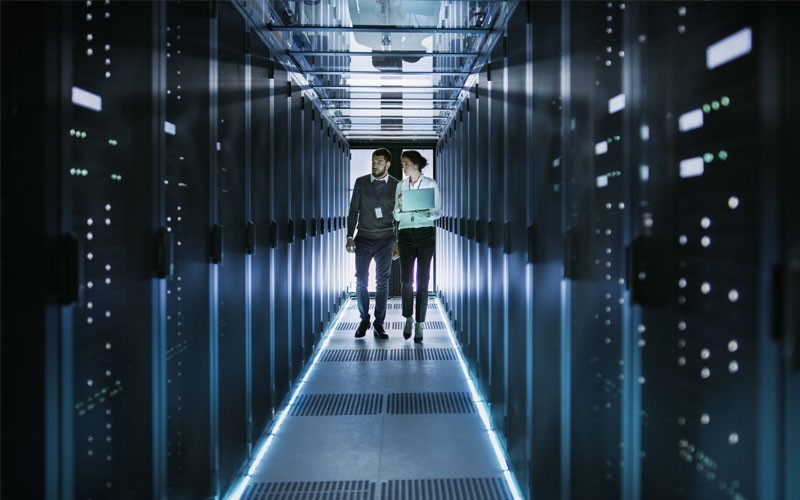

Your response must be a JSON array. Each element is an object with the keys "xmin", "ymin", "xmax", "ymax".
[{"xmin": 234, "ymin": 297, "xmax": 520, "ymax": 500}]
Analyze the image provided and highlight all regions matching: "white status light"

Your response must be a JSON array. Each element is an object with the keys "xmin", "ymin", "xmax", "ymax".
[
  {"xmin": 706, "ymin": 27, "xmax": 752, "ymax": 70},
  {"xmin": 608, "ymin": 93, "xmax": 626, "ymax": 114},
  {"xmin": 71, "ymin": 87, "xmax": 103, "ymax": 112},
  {"xmin": 680, "ymin": 157, "xmax": 705, "ymax": 178},
  {"xmin": 679, "ymin": 109, "xmax": 704, "ymax": 132}
]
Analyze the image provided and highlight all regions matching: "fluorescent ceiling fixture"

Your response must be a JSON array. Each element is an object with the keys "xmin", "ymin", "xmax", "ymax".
[
  {"xmin": 164, "ymin": 121, "xmax": 176, "ymax": 135},
  {"xmin": 336, "ymin": 110, "xmax": 440, "ymax": 117},
  {"xmin": 678, "ymin": 109, "xmax": 704, "ymax": 132},
  {"xmin": 347, "ymin": 88, "xmax": 440, "ymax": 93},
  {"xmin": 706, "ymin": 28, "xmax": 752, "ymax": 70},
  {"xmin": 595, "ymin": 141, "xmax": 608, "ymax": 155},
  {"xmin": 344, "ymin": 129, "xmax": 439, "ymax": 133},
  {"xmin": 608, "ymin": 93, "xmax": 625, "ymax": 114},
  {"xmin": 640, "ymin": 125, "xmax": 650, "ymax": 141},
  {"xmin": 640, "ymin": 165, "xmax": 650, "ymax": 181},
  {"xmin": 72, "ymin": 87, "xmax": 102, "ymax": 112},
  {"xmin": 596, "ymin": 175, "xmax": 609, "ymax": 188},
  {"xmin": 679, "ymin": 157, "xmax": 704, "ymax": 178},
  {"xmin": 346, "ymin": 76, "xmax": 435, "ymax": 87}
]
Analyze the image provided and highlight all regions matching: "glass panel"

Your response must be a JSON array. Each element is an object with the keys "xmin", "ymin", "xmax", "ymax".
[{"xmin": 242, "ymin": 0, "xmax": 514, "ymax": 139}]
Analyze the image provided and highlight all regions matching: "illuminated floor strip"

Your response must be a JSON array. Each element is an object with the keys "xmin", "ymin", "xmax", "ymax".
[
  {"xmin": 437, "ymin": 300, "xmax": 524, "ymax": 500},
  {"xmin": 225, "ymin": 296, "xmax": 523, "ymax": 500},
  {"xmin": 225, "ymin": 302, "xmax": 352, "ymax": 500}
]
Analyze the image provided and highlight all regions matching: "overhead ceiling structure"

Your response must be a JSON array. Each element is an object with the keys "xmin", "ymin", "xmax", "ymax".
[{"xmin": 243, "ymin": 0, "xmax": 517, "ymax": 142}]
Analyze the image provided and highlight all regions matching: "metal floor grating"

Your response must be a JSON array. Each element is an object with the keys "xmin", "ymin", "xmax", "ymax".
[
  {"xmin": 290, "ymin": 393, "xmax": 384, "ymax": 416},
  {"xmin": 242, "ymin": 480, "xmax": 376, "ymax": 499},
  {"xmin": 387, "ymin": 321, "xmax": 447, "ymax": 331},
  {"xmin": 319, "ymin": 349, "xmax": 388, "ymax": 362},
  {"xmin": 386, "ymin": 392, "xmax": 475, "ymax": 415},
  {"xmin": 347, "ymin": 302, "xmax": 438, "ymax": 311},
  {"xmin": 389, "ymin": 348, "xmax": 458, "ymax": 361},
  {"xmin": 337, "ymin": 321, "xmax": 360, "ymax": 331},
  {"xmin": 380, "ymin": 477, "xmax": 513, "ymax": 500}
]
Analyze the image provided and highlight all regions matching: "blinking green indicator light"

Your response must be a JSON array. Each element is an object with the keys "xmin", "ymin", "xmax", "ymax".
[
  {"xmin": 718, "ymin": 150, "xmax": 728, "ymax": 160},
  {"xmin": 721, "ymin": 96, "xmax": 730, "ymax": 106},
  {"xmin": 614, "ymin": 135, "xmax": 621, "ymax": 141},
  {"xmin": 703, "ymin": 153, "xmax": 714, "ymax": 163},
  {"xmin": 70, "ymin": 129, "xmax": 76, "ymax": 136},
  {"xmin": 711, "ymin": 100, "xmax": 720, "ymax": 111},
  {"xmin": 703, "ymin": 104, "xmax": 711, "ymax": 113}
]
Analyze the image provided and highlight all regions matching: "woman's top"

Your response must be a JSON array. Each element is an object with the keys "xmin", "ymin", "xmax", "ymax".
[{"xmin": 393, "ymin": 174, "xmax": 442, "ymax": 231}]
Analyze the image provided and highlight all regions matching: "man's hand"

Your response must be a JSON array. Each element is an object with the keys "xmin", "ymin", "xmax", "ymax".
[
  {"xmin": 346, "ymin": 239, "xmax": 356, "ymax": 253},
  {"xmin": 392, "ymin": 242, "xmax": 400, "ymax": 261}
]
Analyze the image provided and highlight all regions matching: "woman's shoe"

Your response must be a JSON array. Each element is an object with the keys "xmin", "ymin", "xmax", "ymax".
[
  {"xmin": 403, "ymin": 317, "xmax": 414, "ymax": 340},
  {"xmin": 414, "ymin": 322, "xmax": 423, "ymax": 343}
]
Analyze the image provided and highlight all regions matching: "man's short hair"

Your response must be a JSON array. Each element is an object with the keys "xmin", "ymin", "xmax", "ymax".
[{"xmin": 372, "ymin": 148, "xmax": 392, "ymax": 163}]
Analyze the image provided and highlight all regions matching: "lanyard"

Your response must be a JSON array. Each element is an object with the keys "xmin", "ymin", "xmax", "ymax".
[{"xmin": 409, "ymin": 176, "xmax": 424, "ymax": 189}]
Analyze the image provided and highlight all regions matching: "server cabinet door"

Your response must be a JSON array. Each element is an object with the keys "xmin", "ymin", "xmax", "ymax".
[
  {"xmin": 289, "ymin": 90, "xmax": 304, "ymax": 380},
  {"xmin": 271, "ymin": 70, "xmax": 291, "ymax": 406},
  {"xmin": 467, "ymin": 90, "xmax": 481, "ymax": 376},
  {"xmin": 249, "ymin": 33, "xmax": 273, "ymax": 450},
  {"xmin": 528, "ymin": 3, "xmax": 564, "ymax": 498},
  {"xmin": 216, "ymin": 3, "xmax": 249, "ymax": 492},
  {"xmin": 164, "ymin": 2, "xmax": 213, "ymax": 497},
  {"xmin": 477, "ymin": 71, "xmax": 492, "ymax": 396},
  {"xmin": 637, "ymin": 4, "xmax": 769, "ymax": 499},
  {"xmin": 488, "ymin": 42, "xmax": 508, "ymax": 437},
  {"xmin": 505, "ymin": 14, "xmax": 532, "ymax": 490},
  {"xmin": 564, "ymin": 4, "xmax": 629, "ymax": 498},
  {"xmin": 61, "ymin": 2, "xmax": 161, "ymax": 497},
  {"xmin": 303, "ymin": 103, "xmax": 317, "ymax": 355}
]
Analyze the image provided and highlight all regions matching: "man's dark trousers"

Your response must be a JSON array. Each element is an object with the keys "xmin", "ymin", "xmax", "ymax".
[{"xmin": 354, "ymin": 234, "xmax": 395, "ymax": 327}]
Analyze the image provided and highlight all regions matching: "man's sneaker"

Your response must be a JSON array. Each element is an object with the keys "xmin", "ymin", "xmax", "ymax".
[
  {"xmin": 355, "ymin": 321, "xmax": 370, "ymax": 338},
  {"xmin": 373, "ymin": 322, "xmax": 389, "ymax": 339}
]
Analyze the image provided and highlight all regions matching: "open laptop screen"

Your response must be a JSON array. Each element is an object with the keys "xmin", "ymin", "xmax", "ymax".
[{"xmin": 400, "ymin": 187, "xmax": 435, "ymax": 212}]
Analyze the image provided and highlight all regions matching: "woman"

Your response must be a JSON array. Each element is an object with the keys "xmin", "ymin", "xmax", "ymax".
[{"xmin": 393, "ymin": 150, "xmax": 442, "ymax": 343}]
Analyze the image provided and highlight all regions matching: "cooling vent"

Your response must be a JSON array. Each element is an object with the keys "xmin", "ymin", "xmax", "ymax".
[
  {"xmin": 386, "ymin": 392, "xmax": 475, "ymax": 415},
  {"xmin": 243, "ymin": 480, "xmax": 375, "ymax": 499},
  {"xmin": 337, "ymin": 321, "xmax": 360, "ymax": 331},
  {"xmin": 319, "ymin": 349, "xmax": 387, "ymax": 362},
  {"xmin": 380, "ymin": 477, "xmax": 512, "ymax": 500},
  {"xmin": 389, "ymin": 348, "xmax": 458, "ymax": 361},
  {"xmin": 290, "ymin": 393, "xmax": 384, "ymax": 416}
]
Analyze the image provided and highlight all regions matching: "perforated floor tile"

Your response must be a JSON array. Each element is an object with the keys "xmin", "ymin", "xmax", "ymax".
[{"xmin": 245, "ymin": 297, "xmax": 510, "ymax": 496}]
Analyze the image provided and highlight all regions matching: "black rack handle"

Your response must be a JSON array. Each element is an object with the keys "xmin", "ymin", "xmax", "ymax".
[
  {"xmin": 154, "ymin": 227, "xmax": 173, "ymax": 278},
  {"xmin": 55, "ymin": 232, "xmax": 81, "ymax": 305},
  {"xmin": 211, "ymin": 224, "xmax": 223, "ymax": 264},
  {"xmin": 270, "ymin": 220, "xmax": 278, "ymax": 248},
  {"xmin": 245, "ymin": 220, "xmax": 255, "ymax": 255}
]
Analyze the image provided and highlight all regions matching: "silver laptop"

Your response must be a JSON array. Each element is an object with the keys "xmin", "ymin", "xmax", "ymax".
[{"xmin": 401, "ymin": 187, "xmax": 435, "ymax": 212}]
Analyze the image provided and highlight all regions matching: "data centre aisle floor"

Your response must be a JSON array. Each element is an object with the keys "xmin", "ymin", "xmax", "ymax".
[{"xmin": 238, "ymin": 297, "xmax": 518, "ymax": 500}]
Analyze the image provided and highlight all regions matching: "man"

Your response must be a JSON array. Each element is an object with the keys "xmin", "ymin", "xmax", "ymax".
[{"xmin": 346, "ymin": 148, "xmax": 400, "ymax": 339}]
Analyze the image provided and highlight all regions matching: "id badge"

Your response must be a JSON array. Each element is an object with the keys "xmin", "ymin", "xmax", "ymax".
[{"xmin": 375, "ymin": 207, "xmax": 383, "ymax": 218}]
